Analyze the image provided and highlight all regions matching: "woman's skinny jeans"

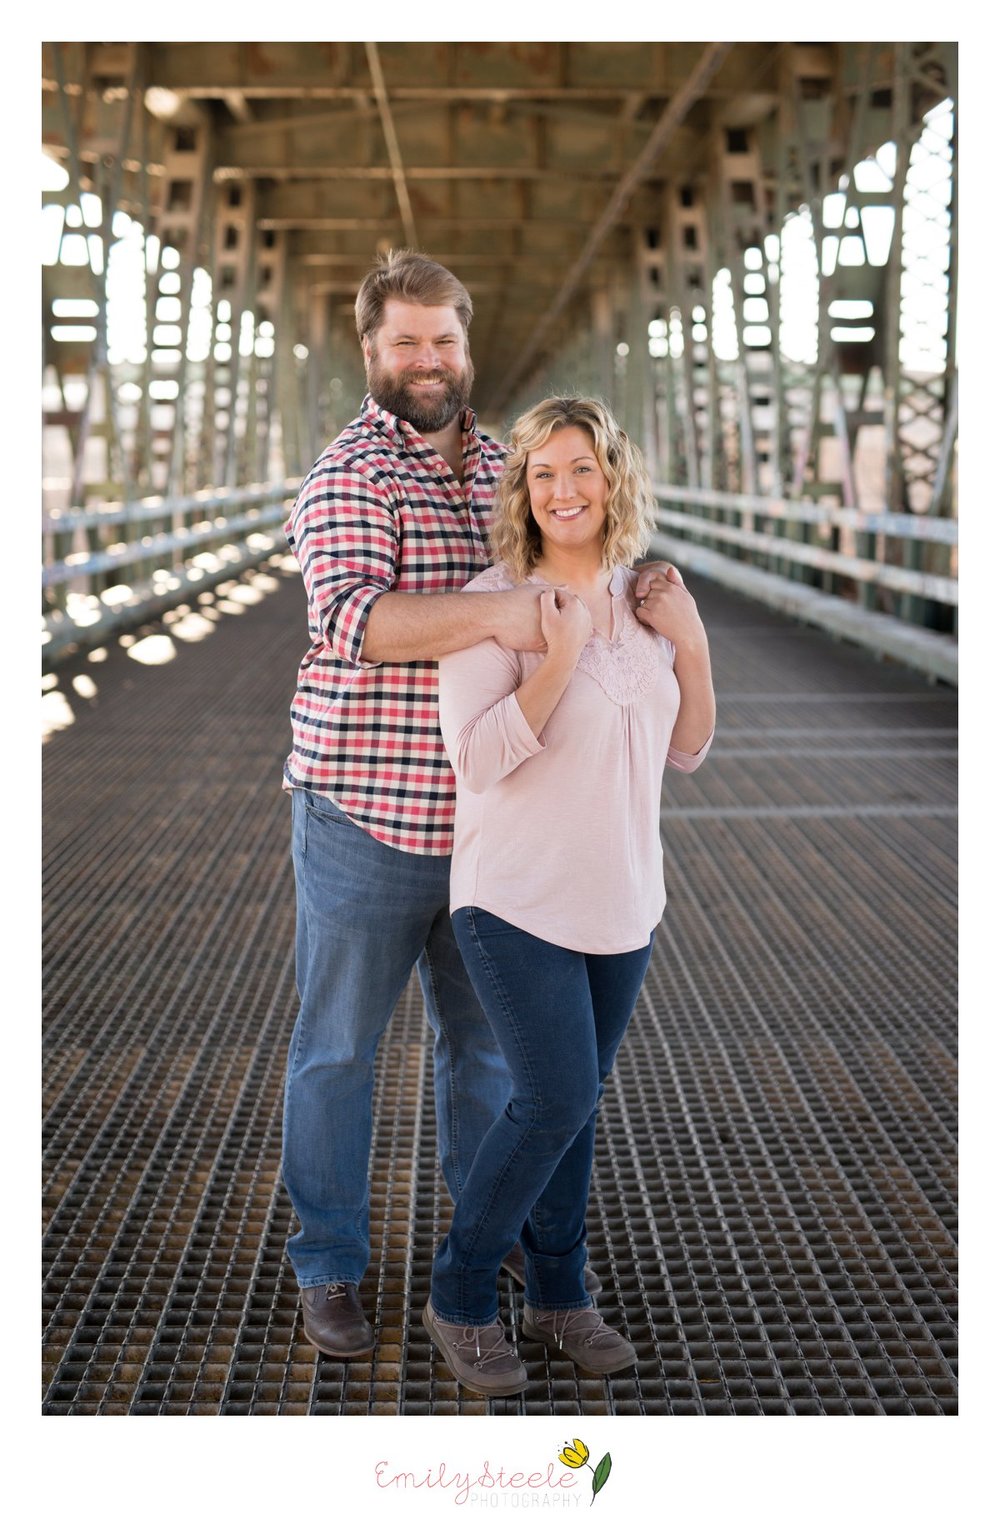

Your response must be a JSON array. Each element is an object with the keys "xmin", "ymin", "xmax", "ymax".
[{"xmin": 431, "ymin": 907, "xmax": 653, "ymax": 1324}]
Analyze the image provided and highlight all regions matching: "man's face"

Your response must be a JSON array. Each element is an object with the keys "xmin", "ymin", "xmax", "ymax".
[{"xmin": 363, "ymin": 298, "xmax": 474, "ymax": 434}]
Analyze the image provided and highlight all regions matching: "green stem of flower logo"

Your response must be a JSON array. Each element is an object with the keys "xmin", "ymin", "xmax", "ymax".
[{"xmin": 587, "ymin": 1454, "xmax": 612, "ymax": 1506}]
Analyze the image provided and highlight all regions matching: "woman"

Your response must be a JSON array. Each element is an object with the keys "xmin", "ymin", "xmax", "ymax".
[{"xmin": 423, "ymin": 397, "xmax": 715, "ymax": 1396}]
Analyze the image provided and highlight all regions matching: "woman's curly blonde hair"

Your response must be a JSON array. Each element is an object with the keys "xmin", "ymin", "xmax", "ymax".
[{"xmin": 490, "ymin": 396, "xmax": 656, "ymax": 581}]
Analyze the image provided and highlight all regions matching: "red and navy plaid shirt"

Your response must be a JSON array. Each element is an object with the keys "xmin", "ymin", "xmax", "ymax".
[{"xmin": 283, "ymin": 394, "xmax": 505, "ymax": 855}]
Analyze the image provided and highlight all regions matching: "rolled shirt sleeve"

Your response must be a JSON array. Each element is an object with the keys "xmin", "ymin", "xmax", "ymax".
[
  {"xmin": 285, "ymin": 465, "xmax": 398, "ymax": 668},
  {"xmin": 438, "ymin": 638, "xmax": 545, "ymax": 794},
  {"xmin": 666, "ymin": 727, "xmax": 714, "ymax": 773}
]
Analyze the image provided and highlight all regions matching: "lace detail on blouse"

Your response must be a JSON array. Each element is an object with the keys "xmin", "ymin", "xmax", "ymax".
[{"xmin": 576, "ymin": 604, "xmax": 664, "ymax": 706}]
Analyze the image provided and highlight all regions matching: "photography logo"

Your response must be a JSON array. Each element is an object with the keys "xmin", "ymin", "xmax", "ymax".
[{"xmin": 374, "ymin": 1435, "xmax": 615, "ymax": 1508}]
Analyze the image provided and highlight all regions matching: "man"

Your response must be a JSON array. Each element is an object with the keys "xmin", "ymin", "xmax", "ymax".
[{"xmin": 283, "ymin": 250, "xmax": 646, "ymax": 1360}]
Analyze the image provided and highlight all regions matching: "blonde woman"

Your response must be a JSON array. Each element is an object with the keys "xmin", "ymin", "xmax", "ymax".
[{"xmin": 422, "ymin": 397, "xmax": 715, "ymax": 1396}]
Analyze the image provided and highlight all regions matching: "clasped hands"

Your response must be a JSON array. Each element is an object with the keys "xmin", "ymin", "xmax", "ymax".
[
  {"xmin": 538, "ymin": 584, "xmax": 592, "ymax": 661},
  {"xmin": 502, "ymin": 560, "xmax": 704, "ymax": 656},
  {"xmin": 634, "ymin": 562, "xmax": 707, "ymax": 651}
]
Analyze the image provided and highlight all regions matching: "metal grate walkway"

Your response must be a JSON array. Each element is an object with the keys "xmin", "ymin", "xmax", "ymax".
[{"xmin": 42, "ymin": 564, "xmax": 957, "ymax": 1415}]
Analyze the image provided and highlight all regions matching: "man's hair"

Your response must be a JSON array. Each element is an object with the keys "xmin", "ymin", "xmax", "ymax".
[
  {"xmin": 355, "ymin": 249, "xmax": 474, "ymax": 344},
  {"xmin": 490, "ymin": 395, "xmax": 656, "ymax": 580}
]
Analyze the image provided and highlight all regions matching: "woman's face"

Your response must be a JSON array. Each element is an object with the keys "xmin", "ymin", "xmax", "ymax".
[{"xmin": 525, "ymin": 426, "xmax": 609, "ymax": 558}]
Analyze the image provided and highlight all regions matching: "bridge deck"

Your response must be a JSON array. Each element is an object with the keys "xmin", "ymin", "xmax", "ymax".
[{"xmin": 42, "ymin": 566, "xmax": 957, "ymax": 1415}]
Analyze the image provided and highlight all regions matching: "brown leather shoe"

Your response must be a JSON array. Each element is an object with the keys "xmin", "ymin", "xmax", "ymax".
[
  {"xmin": 301, "ymin": 1283, "xmax": 374, "ymax": 1358},
  {"xmin": 521, "ymin": 1304, "xmax": 636, "ymax": 1374},
  {"xmin": 501, "ymin": 1243, "xmax": 603, "ymax": 1297},
  {"xmin": 422, "ymin": 1301, "xmax": 528, "ymax": 1397}
]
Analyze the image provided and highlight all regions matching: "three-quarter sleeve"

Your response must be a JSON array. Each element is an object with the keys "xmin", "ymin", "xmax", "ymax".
[
  {"xmin": 666, "ymin": 728, "xmax": 714, "ymax": 772},
  {"xmin": 285, "ymin": 464, "xmax": 399, "ymax": 667},
  {"xmin": 438, "ymin": 638, "xmax": 545, "ymax": 794}
]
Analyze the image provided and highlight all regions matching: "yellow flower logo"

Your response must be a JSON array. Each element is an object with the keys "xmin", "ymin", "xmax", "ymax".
[{"xmin": 558, "ymin": 1438, "xmax": 612, "ymax": 1504}]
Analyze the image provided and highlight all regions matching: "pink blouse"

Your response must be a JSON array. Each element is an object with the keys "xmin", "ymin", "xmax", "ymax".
[{"xmin": 437, "ymin": 562, "xmax": 712, "ymax": 954}]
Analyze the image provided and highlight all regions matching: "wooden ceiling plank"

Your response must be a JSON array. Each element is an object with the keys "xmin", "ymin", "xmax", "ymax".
[{"xmin": 364, "ymin": 41, "xmax": 418, "ymax": 247}]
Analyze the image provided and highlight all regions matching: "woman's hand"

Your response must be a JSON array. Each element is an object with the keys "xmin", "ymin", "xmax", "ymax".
[
  {"xmin": 512, "ymin": 587, "xmax": 592, "ymax": 738},
  {"xmin": 637, "ymin": 566, "xmax": 715, "ymax": 753},
  {"xmin": 634, "ymin": 560, "xmax": 681, "ymax": 601},
  {"xmin": 635, "ymin": 566, "xmax": 707, "ymax": 654},
  {"xmin": 539, "ymin": 586, "xmax": 592, "ymax": 663}
]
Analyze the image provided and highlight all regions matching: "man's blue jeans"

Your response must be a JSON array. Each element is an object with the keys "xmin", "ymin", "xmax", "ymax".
[
  {"xmin": 283, "ymin": 790, "xmax": 511, "ymax": 1289},
  {"xmin": 430, "ymin": 908, "xmax": 653, "ymax": 1324}
]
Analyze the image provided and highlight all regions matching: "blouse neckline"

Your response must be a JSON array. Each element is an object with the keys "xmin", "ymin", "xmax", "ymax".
[{"xmin": 524, "ymin": 564, "xmax": 628, "ymax": 598}]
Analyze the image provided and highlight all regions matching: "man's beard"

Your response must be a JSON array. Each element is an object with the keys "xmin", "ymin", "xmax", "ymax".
[{"xmin": 366, "ymin": 355, "xmax": 475, "ymax": 434}]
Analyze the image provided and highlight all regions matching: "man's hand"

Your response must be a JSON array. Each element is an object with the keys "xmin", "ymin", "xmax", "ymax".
[
  {"xmin": 489, "ymin": 584, "xmax": 547, "ymax": 652},
  {"xmin": 635, "ymin": 559, "xmax": 684, "ymax": 601},
  {"xmin": 635, "ymin": 565, "xmax": 707, "ymax": 653}
]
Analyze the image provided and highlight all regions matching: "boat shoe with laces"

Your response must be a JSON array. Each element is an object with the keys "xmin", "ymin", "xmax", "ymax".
[
  {"xmin": 300, "ymin": 1282, "xmax": 375, "ymax": 1358},
  {"xmin": 521, "ymin": 1304, "xmax": 637, "ymax": 1374},
  {"xmin": 422, "ymin": 1301, "xmax": 529, "ymax": 1396}
]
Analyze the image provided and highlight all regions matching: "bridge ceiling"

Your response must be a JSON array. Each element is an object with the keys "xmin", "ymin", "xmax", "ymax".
[
  {"xmin": 40, "ymin": 40, "xmax": 958, "ymax": 672},
  {"xmin": 42, "ymin": 39, "xmax": 950, "ymax": 413}
]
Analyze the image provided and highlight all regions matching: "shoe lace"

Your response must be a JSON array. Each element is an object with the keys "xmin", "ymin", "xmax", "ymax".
[
  {"xmin": 453, "ymin": 1320, "xmax": 515, "ymax": 1370},
  {"xmin": 324, "ymin": 1283, "xmax": 350, "ymax": 1301},
  {"xmin": 547, "ymin": 1306, "xmax": 616, "ymax": 1350}
]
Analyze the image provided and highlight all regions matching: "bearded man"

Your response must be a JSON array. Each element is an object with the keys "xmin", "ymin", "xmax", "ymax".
[{"xmin": 281, "ymin": 251, "xmax": 558, "ymax": 1357}]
